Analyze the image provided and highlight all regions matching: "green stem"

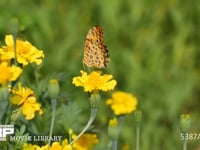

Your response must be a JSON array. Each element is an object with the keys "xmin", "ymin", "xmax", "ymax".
[
  {"xmin": 2, "ymin": 87, "xmax": 11, "ymax": 124},
  {"xmin": 13, "ymin": 35, "xmax": 17, "ymax": 65},
  {"xmin": 10, "ymin": 18, "xmax": 18, "ymax": 65},
  {"xmin": 117, "ymin": 116, "xmax": 124, "ymax": 129},
  {"xmin": 4, "ymin": 101, "xmax": 11, "ymax": 124},
  {"xmin": 70, "ymin": 108, "xmax": 97, "ymax": 145},
  {"xmin": 112, "ymin": 139, "xmax": 118, "ymax": 150},
  {"xmin": 136, "ymin": 126, "xmax": 140, "ymax": 150},
  {"xmin": 48, "ymin": 98, "xmax": 56, "ymax": 149},
  {"xmin": 183, "ymin": 139, "xmax": 187, "ymax": 150}
]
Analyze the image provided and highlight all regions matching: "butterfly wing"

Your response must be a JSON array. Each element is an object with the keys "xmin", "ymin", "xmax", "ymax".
[{"xmin": 83, "ymin": 26, "xmax": 109, "ymax": 68}]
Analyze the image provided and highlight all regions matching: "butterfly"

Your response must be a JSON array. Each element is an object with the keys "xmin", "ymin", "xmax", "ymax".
[{"xmin": 82, "ymin": 26, "xmax": 109, "ymax": 68}]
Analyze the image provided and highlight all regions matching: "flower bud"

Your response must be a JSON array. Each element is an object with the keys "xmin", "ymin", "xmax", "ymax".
[
  {"xmin": 48, "ymin": 79, "xmax": 59, "ymax": 99},
  {"xmin": 180, "ymin": 114, "xmax": 191, "ymax": 133},
  {"xmin": 9, "ymin": 18, "xmax": 19, "ymax": 36},
  {"xmin": 135, "ymin": 110, "xmax": 142, "ymax": 125},
  {"xmin": 108, "ymin": 117, "xmax": 119, "ymax": 140}
]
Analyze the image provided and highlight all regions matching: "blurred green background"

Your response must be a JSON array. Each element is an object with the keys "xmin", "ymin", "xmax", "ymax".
[{"xmin": 0, "ymin": 0, "xmax": 199, "ymax": 149}]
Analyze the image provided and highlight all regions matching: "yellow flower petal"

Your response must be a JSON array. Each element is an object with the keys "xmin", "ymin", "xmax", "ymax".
[
  {"xmin": 5, "ymin": 35, "xmax": 14, "ymax": 46},
  {"xmin": 0, "ymin": 62, "xmax": 22, "ymax": 86},
  {"xmin": 22, "ymin": 98, "xmax": 42, "ymax": 120},
  {"xmin": 23, "ymin": 143, "xmax": 41, "ymax": 150},
  {"xmin": 72, "ymin": 133, "xmax": 99, "ymax": 150},
  {"xmin": 50, "ymin": 142, "xmax": 62, "ymax": 150}
]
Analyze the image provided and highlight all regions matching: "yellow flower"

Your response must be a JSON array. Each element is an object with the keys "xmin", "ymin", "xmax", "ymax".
[
  {"xmin": 0, "ymin": 61, "xmax": 22, "ymax": 86},
  {"xmin": 63, "ymin": 145, "xmax": 73, "ymax": 150},
  {"xmin": 23, "ymin": 143, "xmax": 48, "ymax": 150},
  {"xmin": 39, "ymin": 145, "xmax": 48, "ymax": 150},
  {"xmin": 62, "ymin": 139, "xmax": 73, "ymax": 150},
  {"xmin": 23, "ymin": 143, "xmax": 40, "ymax": 150},
  {"xmin": 1, "ymin": 35, "xmax": 44, "ymax": 66},
  {"xmin": 72, "ymin": 70, "xmax": 117, "ymax": 93},
  {"xmin": 50, "ymin": 142, "xmax": 62, "ymax": 150},
  {"xmin": 106, "ymin": 91, "xmax": 138, "ymax": 115},
  {"xmin": 72, "ymin": 133, "xmax": 99, "ymax": 150},
  {"xmin": 49, "ymin": 140, "xmax": 72, "ymax": 150},
  {"xmin": 23, "ymin": 140, "xmax": 72, "ymax": 150},
  {"xmin": 11, "ymin": 83, "xmax": 43, "ymax": 120}
]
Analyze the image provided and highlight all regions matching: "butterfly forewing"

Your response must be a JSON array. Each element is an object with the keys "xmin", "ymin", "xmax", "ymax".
[{"xmin": 83, "ymin": 26, "xmax": 109, "ymax": 68}]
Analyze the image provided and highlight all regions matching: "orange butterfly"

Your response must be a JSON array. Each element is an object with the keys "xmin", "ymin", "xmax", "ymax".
[{"xmin": 82, "ymin": 26, "xmax": 109, "ymax": 68}]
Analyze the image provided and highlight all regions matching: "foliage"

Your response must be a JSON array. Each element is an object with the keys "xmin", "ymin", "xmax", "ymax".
[{"xmin": 0, "ymin": 0, "xmax": 199, "ymax": 149}]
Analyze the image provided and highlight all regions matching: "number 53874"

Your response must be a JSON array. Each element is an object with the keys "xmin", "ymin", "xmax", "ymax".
[{"xmin": 180, "ymin": 133, "xmax": 200, "ymax": 140}]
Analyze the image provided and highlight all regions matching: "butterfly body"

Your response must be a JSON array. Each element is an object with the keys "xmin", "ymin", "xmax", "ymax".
[{"xmin": 83, "ymin": 26, "xmax": 109, "ymax": 68}]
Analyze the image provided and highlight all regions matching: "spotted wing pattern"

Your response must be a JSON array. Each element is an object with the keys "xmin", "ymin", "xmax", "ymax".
[{"xmin": 83, "ymin": 26, "xmax": 109, "ymax": 68}]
